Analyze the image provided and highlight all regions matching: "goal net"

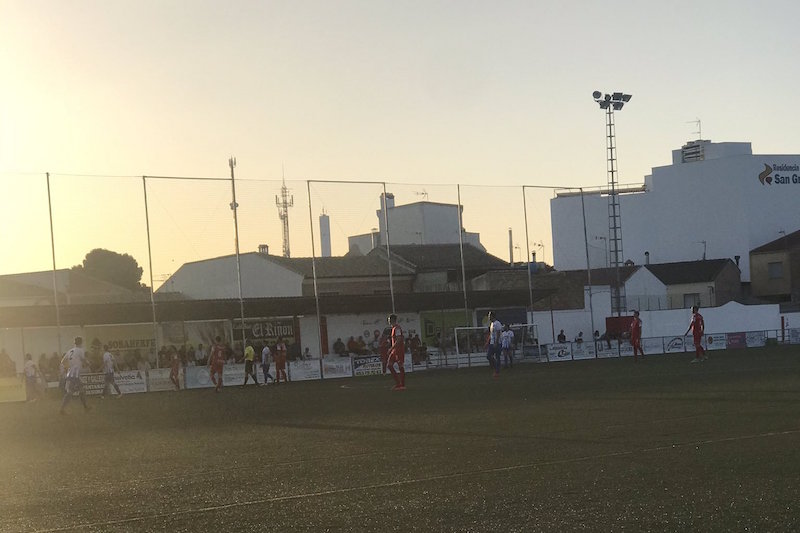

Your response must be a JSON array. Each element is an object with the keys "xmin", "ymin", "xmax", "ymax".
[{"xmin": 428, "ymin": 323, "xmax": 540, "ymax": 368}]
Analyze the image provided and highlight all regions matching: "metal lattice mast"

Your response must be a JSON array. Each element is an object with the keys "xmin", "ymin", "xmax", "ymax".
[
  {"xmin": 593, "ymin": 90, "xmax": 632, "ymax": 316},
  {"xmin": 276, "ymin": 175, "xmax": 294, "ymax": 258}
]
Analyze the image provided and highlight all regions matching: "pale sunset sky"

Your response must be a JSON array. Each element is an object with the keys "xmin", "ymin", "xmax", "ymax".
[{"xmin": 2, "ymin": 0, "xmax": 799, "ymax": 287}]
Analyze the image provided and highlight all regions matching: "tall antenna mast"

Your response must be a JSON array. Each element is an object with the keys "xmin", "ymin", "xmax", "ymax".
[
  {"xmin": 687, "ymin": 118, "xmax": 702, "ymax": 140},
  {"xmin": 276, "ymin": 166, "xmax": 294, "ymax": 257}
]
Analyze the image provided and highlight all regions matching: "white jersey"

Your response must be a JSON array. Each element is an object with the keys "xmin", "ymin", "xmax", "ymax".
[
  {"xmin": 501, "ymin": 330, "xmax": 514, "ymax": 349},
  {"xmin": 62, "ymin": 347, "xmax": 86, "ymax": 379},
  {"xmin": 261, "ymin": 346, "xmax": 271, "ymax": 365},
  {"xmin": 24, "ymin": 360, "xmax": 37, "ymax": 378},
  {"xmin": 102, "ymin": 351, "xmax": 115, "ymax": 374},
  {"xmin": 489, "ymin": 320, "xmax": 503, "ymax": 345}
]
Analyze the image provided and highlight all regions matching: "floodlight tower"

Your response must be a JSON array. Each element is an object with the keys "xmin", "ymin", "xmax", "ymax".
[
  {"xmin": 276, "ymin": 176, "xmax": 294, "ymax": 258},
  {"xmin": 592, "ymin": 90, "xmax": 632, "ymax": 316}
]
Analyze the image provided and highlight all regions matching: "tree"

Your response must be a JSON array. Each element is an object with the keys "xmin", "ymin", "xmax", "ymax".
[{"xmin": 72, "ymin": 249, "xmax": 146, "ymax": 291}]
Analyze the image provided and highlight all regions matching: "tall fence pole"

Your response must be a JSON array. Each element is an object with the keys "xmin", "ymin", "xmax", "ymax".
[
  {"xmin": 456, "ymin": 184, "xmax": 471, "ymax": 368},
  {"xmin": 307, "ymin": 180, "xmax": 324, "ymax": 373},
  {"xmin": 522, "ymin": 186, "xmax": 534, "ymax": 317},
  {"xmin": 229, "ymin": 157, "xmax": 247, "ymax": 355},
  {"xmin": 381, "ymin": 182, "xmax": 395, "ymax": 314},
  {"xmin": 142, "ymin": 176, "xmax": 160, "ymax": 368},
  {"xmin": 580, "ymin": 188, "xmax": 596, "ymax": 351},
  {"xmin": 45, "ymin": 172, "xmax": 63, "ymax": 355}
]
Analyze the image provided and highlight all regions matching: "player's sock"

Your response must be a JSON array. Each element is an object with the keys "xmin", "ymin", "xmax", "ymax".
[
  {"xmin": 399, "ymin": 367, "xmax": 405, "ymax": 387},
  {"xmin": 389, "ymin": 365, "xmax": 399, "ymax": 386}
]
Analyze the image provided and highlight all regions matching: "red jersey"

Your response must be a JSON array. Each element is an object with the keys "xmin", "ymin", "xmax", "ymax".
[
  {"xmin": 630, "ymin": 317, "xmax": 642, "ymax": 340},
  {"xmin": 390, "ymin": 324, "xmax": 405, "ymax": 357},
  {"xmin": 209, "ymin": 344, "xmax": 225, "ymax": 367},
  {"xmin": 689, "ymin": 313, "xmax": 704, "ymax": 337},
  {"xmin": 379, "ymin": 327, "xmax": 392, "ymax": 358}
]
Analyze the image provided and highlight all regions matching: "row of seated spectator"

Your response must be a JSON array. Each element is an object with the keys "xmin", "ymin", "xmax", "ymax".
[{"xmin": 331, "ymin": 334, "xmax": 429, "ymax": 364}]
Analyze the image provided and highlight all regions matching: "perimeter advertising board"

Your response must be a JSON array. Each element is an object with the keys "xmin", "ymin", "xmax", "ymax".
[
  {"xmin": 353, "ymin": 355, "xmax": 383, "ymax": 376},
  {"xmin": 546, "ymin": 343, "xmax": 572, "ymax": 361},
  {"xmin": 289, "ymin": 360, "xmax": 322, "ymax": 381},
  {"xmin": 79, "ymin": 371, "xmax": 147, "ymax": 395},
  {"xmin": 746, "ymin": 331, "xmax": 766, "ymax": 348},
  {"xmin": 706, "ymin": 333, "xmax": 728, "ymax": 351},
  {"xmin": 322, "ymin": 357, "xmax": 353, "ymax": 379},
  {"xmin": 83, "ymin": 324, "xmax": 156, "ymax": 370},
  {"xmin": 642, "ymin": 338, "xmax": 664, "ymax": 356},
  {"xmin": 147, "ymin": 368, "xmax": 178, "ymax": 392},
  {"xmin": 571, "ymin": 341, "xmax": 595, "ymax": 360},
  {"xmin": 0, "ymin": 376, "xmax": 24, "ymax": 402},
  {"xmin": 185, "ymin": 366, "xmax": 214, "ymax": 389},
  {"xmin": 233, "ymin": 317, "xmax": 300, "ymax": 359},
  {"xmin": 725, "ymin": 332, "xmax": 747, "ymax": 349},
  {"xmin": 664, "ymin": 336, "xmax": 686, "ymax": 354}
]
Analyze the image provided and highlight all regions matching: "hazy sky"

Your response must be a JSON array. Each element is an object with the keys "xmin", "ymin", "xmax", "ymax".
[{"xmin": 2, "ymin": 1, "xmax": 800, "ymax": 284}]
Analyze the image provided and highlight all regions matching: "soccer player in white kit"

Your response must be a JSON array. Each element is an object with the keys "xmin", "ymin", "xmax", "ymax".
[
  {"xmin": 486, "ymin": 311, "xmax": 503, "ymax": 378},
  {"xmin": 101, "ymin": 345, "xmax": 123, "ymax": 398},
  {"xmin": 59, "ymin": 336, "xmax": 91, "ymax": 414}
]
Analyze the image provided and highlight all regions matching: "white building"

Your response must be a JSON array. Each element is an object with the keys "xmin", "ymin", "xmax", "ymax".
[
  {"xmin": 551, "ymin": 140, "xmax": 800, "ymax": 281},
  {"xmin": 348, "ymin": 193, "xmax": 484, "ymax": 255}
]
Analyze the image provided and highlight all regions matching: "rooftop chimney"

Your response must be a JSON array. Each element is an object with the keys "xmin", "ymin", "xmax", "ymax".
[
  {"xmin": 258, "ymin": 244, "xmax": 269, "ymax": 255},
  {"xmin": 644, "ymin": 251, "xmax": 650, "ymax": 265}
]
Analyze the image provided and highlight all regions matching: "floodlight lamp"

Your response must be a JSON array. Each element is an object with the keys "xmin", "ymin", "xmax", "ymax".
[
  {"xmin": 598, "ymin": 101, "xmax": 611, "ymax": 109},
  {"xmin": 604, "ymin": 94, "xmax": 611, "ymax": 101},
  {"xmin": 592, "ymin": 90, "xmax": 602, "ymax": 100},
  {"xmin": 622, "ymin": 94, "xmax": 632, "ymax": 102},
  {"xmin": 612, "ymin": 102, "xmax": 624, "ymax": 110},
  {"xmin": 612, "ymin": 92, "xmax": 623, "ymax": 101}
]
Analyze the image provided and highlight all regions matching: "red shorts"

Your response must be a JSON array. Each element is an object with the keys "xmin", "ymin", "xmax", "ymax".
[
  {"xmin": 210, "ymin": 365, "xmax": 223, "ymax": 375},
  {"xmin": 275, "ymin": 355, "xmax": 286, "ymax": 370},
  {"xmin": 388, "ymin": 350, "xmax": 405, "ymax": 366},
  {"xmin": 693, "ymin": 335, "xmax": 703, "ymax": 347}
]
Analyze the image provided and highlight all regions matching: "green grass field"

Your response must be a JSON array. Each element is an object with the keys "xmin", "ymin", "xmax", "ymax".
[{"xmin": 2, "ymin": 347, "xmax": 800, "ymax": 532}]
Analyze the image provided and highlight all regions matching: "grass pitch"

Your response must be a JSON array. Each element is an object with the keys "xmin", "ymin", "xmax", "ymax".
[{"xmin": 2, "ymin": 347, "xmax": 800, "ymax": 532}]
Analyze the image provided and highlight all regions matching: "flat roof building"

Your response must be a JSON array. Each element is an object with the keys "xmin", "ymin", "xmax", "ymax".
[{"xmin": 551, "ymin": 140, "xmax": 800, "ymax": 281}]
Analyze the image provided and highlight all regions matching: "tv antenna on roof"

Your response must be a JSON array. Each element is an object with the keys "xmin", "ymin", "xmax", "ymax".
[
  {"xmin": 687, "ymin": 118, "xmax": 702, "ymax": 140},
  {"xmin": 415, "ymin": 189, "xmax": 428, "ymax": 201}
]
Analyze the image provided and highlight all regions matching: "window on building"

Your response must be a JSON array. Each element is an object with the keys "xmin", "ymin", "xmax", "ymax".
[
  {"xmin": 683, "ymin": 293, "xmax": 700, "ymax": 308},
  {"xmin": 768, "ymin": 261, "xmax": 784, "ymax": 280}
]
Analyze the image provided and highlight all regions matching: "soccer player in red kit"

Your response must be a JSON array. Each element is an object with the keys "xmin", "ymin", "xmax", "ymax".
[
  {"xmin": 685, "ymin": 305, "xmax": 707, "ymax": 363},
  {"xmin": 630, "ymin": 310, "xmax": 644, "ymax": 361},
  {"xmin": 169, "ymin": 352, "xmax": 181, "ymax": 391},
  {"xmin": 387, "ymin": 314, "xmax": 406, "ymax": 391},
  {"xmin": 378, "ymin": 326, "xmax": 392, "ymax": 374},
  {"xmin": 209, "ymin": 336, "xmax": 225, "ymax": 392},
  {"xmin": 274, "ymin": 337, "xmax": 288, "ymax": 384}
]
